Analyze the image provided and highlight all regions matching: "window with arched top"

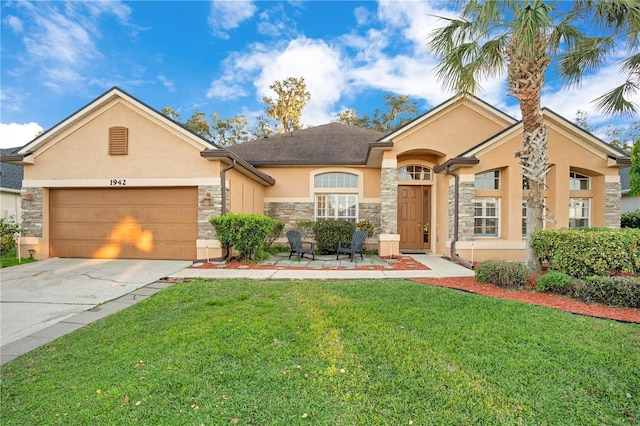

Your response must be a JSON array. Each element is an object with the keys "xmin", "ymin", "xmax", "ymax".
[
  {"xmin": 398, "ymin": 165, "xmax": 432, "ymax": 181},
  {"xmin": 314, "ymin": 172, "xmax": 358, "ymax": 222},
  {"xmin": 314, "ymin": 172, "xmax": 358, "ymax": 188}
]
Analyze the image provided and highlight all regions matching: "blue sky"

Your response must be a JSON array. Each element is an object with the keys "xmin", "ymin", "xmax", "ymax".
[{"xmin": 1, "ymin": 0, "xmax": 637, "ymax": 149}]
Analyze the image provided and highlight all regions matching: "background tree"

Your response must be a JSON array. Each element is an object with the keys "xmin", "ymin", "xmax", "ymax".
[
  {"xmin": 253, "ymin": 114, "xmax": 276, "ymax": 139},
  {"xmin": 161, "ymin": 106, "xmax": 180, "ymax": 121},
  {"xmin": 263, "ymin": 77, "xmax": 311, "ymax": 134},
  {"xmin": 429, "ymin": 0, "xmax": 639, "ymax": 272},
  {"xmin": 336, "ymin": 94, "xmax": 419, "ymax": 132},
  {"xmin": 184, "ymin": 111, "xmax": 212, "ymax": 141},
  {"xmin": 211, "ymin": 113, "xmax": 252, "ymax": 147},
  {"xmin": 630, "ymin": 140, "xmax": 640, "ymax": 196},
  {"xmin": 574, "ymin": 109, "xmax": 638, "ymax": 154}
]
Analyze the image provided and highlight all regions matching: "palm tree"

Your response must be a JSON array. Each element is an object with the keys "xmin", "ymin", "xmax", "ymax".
[{"xmin": 429, "ymin": 0, "xmax": 639, "ymax": 272}]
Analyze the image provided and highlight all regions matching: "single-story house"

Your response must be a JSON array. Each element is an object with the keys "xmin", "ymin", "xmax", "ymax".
[
  {"xmin": 1, "ymin": 87, "xmax": 630, "ymax": 263},
  {"xmin": 620, "ymin": 167, "xmax": 640, "ymax": 212},
  {"xmin": 0, "ymin": 148, "xmax": 23, "ymax": 223}
]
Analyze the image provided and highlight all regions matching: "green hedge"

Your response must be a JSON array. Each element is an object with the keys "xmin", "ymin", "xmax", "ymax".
[
  {"xmin": 535, "ymin": 273, "xmax": 640, "ymax": 309},
  {"xmin": 621, "ymin": 210, "xmax": 640, "ymax": 228},
  {"xmin": 530, "ymin": 228, "xmax": 640, "ymax": 278},
  {"xmin": 475, "ymin": 260, "xmax": 530, "ymax": 289},
  {"xmin": 535, "ymin": 271, "xmax": 573, "ymax": 294},
  {"xmin": 210, "ymin": 214, "xmax": 281, "ymax": 261},
  {"xmin": 313, "ymin": 220, "xmax": 356, "ymax": 254},
  {"xmin": 572, "ymin": 276, "xmax": 640, "ymax": 309}
]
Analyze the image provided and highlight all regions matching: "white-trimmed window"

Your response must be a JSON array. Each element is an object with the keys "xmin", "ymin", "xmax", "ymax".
[
  {"xmin": 474, "ymin": 198, "xmax": 500, "ymax": 237},
  {"xmin": 315, "ymin": 172, "xmax": 357, "ymax": 188},
  {"xmin": 398, "ymin": 165, "xmax": 432, "ymax": 181},
  {"xmin": 315, "ymin": 194, "xmax": 358, "ymax": 222},
  {"xmin": 475, "ymin": 170, "xmax": 500, "ymax": 190},
  {"xmin": 314, "ymin": 172, "xmax": 358, "ymax": 222},
  {"xmin": 569, "ymin": 198, "xmax": 590, "ymax": 228},
  {"xmin": 569, "ymin": 171, "xmax": 591, "ymax": 190}
]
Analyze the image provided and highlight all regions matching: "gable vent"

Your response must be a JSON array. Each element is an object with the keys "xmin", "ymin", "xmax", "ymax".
[{"xmin": 109, "ymin": 126, "xmax": 128, "ymax": 155}]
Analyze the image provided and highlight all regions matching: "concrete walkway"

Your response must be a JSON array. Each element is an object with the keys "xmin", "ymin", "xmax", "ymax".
[
  {"xmin": 1, "ymin": 254, "xmax": 472, "ymax": 365},
  {"xmin": 174, "ymin": 253, "xmax": 476, "ymax": 280}
]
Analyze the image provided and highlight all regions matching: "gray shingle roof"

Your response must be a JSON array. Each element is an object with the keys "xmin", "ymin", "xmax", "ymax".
[
  {"xmin": 0, "ymin": 148, "xmax": 23, "ymax": 191},
  {"xmin": 228, "ymin": 123, "xmax": 385, "ymax": 165}
]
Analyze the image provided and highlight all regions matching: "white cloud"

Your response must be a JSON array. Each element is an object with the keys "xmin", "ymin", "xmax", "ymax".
[
  {"xmin": 0, "ymin": 122, "xmax": 43, "ymax": 149},
  {"xmin": 209, "ymin": 0, "xmax": 257, "ymax": 39},
  {"xmin": 9, "ymin": 1, "xmax": 133, "ymax": 92},
  {"xmin": 255, "ymin": 38, "xmax": 344, "ymax": 125},
  {"xmin": 158, "ymin": 75, "xmax": 175, "ymax": 92},
  {"xmin": 3, "ymin": 15, "xmax": 23, "ymax": 33}
]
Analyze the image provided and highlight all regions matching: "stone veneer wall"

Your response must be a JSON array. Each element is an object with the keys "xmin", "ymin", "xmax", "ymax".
[
  {"xmin": 380, "ymin": 167, "xmax": 398, "ymax": 233},
  {"xmin": 265, "ymin": 202, "xmax": 315, "ymax": 231},
  {"xmin": 448, "ymin": 180, "xmax": 475, "ymax": 241},
  {"xmin": 198, "ymin": 185, "xmax": 223, "ymax": 239},
  {"xmin": 264, "ymin": 201, "xmax": 381, "ymax": 234},
  {"xmin": 604, "ymin": 181, "xmax": 622, "ymax": 228},
  {"xmin": 21, "ymin": 187, "xmax": 43, "ymax": 237}
]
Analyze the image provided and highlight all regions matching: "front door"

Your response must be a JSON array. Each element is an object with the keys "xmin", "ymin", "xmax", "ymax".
[{"xmin": 398, "ymin": 185, "xmax": 431, "ymax": 251}]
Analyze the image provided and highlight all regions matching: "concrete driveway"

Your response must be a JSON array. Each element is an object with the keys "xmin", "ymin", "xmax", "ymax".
[{"xmin": 0, "ymin": 258, "xmax": 190, "ymax": 361}]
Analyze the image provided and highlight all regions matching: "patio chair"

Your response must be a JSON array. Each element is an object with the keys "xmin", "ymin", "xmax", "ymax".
[
  {"xmin": 286, "ymin": 230, "xmax": 315, "ymax": 261},
  {"xmin": 336, "ymin": 230, "xmax": 367, "ymax": 262}
]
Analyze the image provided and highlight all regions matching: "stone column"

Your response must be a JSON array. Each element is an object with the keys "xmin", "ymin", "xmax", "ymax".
[
  {"xmin": 20, "ymin": 187, "xmax": 43, "ymax": 237},
  {"xmin": 198, "ymin": 185, "xmax": 222, "ymax": 239},
  {"xmin": 380, "ymin": 166, "xmax": 398, "ymax": 234},
  {"xmin": 604, "ymin": 181, "xmax": 622, "ymax": 228}
]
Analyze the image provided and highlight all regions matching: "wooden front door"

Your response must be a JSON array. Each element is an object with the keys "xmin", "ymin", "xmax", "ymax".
[{"xmin": 398, "ymin": 185, "xmax": 430, "ymax": 251}]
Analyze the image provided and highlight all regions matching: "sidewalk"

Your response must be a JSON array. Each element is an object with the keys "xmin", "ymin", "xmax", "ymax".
[{"xmin": 172, "ymin": 253, "xmax": 475, "ymax": 280}]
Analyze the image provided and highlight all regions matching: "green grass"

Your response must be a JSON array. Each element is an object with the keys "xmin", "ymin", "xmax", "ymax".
[
  {"xmin": 1, "ymin": 279, "xmax": 639, "ymax": 425},
  {"xmin": 0, "ymin": 247, "xmax": 37, "ymax": 268}
]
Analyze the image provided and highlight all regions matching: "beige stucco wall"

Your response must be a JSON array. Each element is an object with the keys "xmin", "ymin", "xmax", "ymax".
[
  {"xmin": 24, "ymin": 101, "xmax": 219, "ymax": 181},
  {"xmin": 227, "ymin": 168, "xmax": 265, "ymax": 214},
  {"xmin": 259, "ymin": 166, "xmax": 380, "ymax": 201},
  {"xmin": 19, "ymin": 97, "xmax": 246, "ymax": 260},
  {"xmin": 387, "ymin": 98, "xmax": 516, "ymax": 258},
  {"xmin": 448, "ymin": 121, "xmax": 621, "ymax": 263}
]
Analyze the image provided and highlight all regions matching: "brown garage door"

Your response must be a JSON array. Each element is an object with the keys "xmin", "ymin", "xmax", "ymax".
[{"xmin": 50, "ymin": 187, "xmax": 197, "ymax": 260}]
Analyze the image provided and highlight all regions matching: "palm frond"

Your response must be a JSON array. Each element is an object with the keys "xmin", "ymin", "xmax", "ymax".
[
  {"xmin": 592, "ymin": 80, "xmax": 640, "ymax": 116},
  {"xmin": 558, "ymin": 36, "xmax": 615, "ymax": 86}
]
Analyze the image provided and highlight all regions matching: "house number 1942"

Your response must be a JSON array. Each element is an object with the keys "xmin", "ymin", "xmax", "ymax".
[{"xmin": 110, "ymin": 179, "xmax": 127, "ymax": 186}]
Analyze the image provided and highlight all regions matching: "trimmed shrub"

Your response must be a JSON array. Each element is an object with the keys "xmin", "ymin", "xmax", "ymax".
[
  {"xmin": 356, "ymin": 220, "xmax": 375, "ymax": 237},
  {"xmin": 0, "ymin": 218, "xmax": 20, "ymax": 257},
  {"xmin": 535, "ymin": 271, "xmax": 573, "ymax": 294},
  {"xmin": 264, "ymin": 220, "xmax": 285, "ymax": 250},
  {"xmin": 475, "ymin": 260, "xmax": 530, "ymax": 289},
  {"xmin": 313, "ymin": 220, "xmax": 356, "ymax": 254},
  {"xmin": 622, "ymin": 210, "xmax": 640, "ymax": 228},
  {"xmin": 297, "ymin": 220, "xmax": 316, "ymax": 241},
  {"xmin": 572, "ymin": 276, "xmax": 640, "ymax": 309},
  {"xmin": 531, "ymin": 228, "xmax": 640, "ymax": 278},
  {"xmin": 210, "ymin": 214, "xmax": 279, "ymax": 261}
]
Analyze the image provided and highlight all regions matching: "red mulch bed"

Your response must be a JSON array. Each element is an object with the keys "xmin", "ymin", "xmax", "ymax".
[
  {"xmin": 413, "ymin": 277, "xmax": 640, "ymax": 324},
  {"xmin": 192, "ymin": 255, "xmax": 428, "ymax": 271}
]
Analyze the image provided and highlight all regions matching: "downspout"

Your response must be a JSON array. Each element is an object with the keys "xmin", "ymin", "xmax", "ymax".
[
  {"xmin": 444, "ymin": 165, "xmax": 474, "ymax": 270},
  {"xmin": 203, "ymin": 159, "xmax": 236, "ymax": 262}
]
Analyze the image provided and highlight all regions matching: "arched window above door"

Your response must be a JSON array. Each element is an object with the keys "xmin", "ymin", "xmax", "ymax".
[{"xmin": 398, "ymin": 165, "xmax": 432, "ymax": 181}]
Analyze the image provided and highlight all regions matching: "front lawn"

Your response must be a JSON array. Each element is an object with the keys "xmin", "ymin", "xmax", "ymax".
[{"xmin": 1, "ymin": 279, "xmax": 639, "ymax": 424}]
